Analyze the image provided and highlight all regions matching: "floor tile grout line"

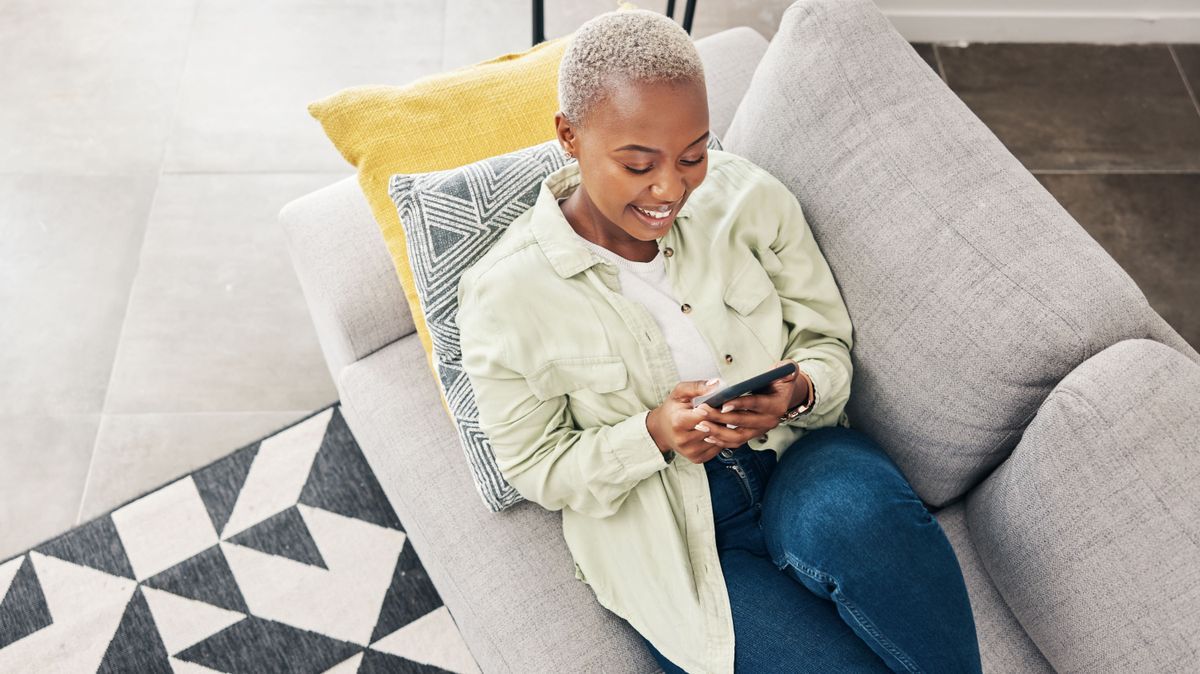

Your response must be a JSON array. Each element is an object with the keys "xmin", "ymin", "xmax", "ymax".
[
  {"xmin": 75, "ymin": 0, "xmax": 205, "ymax": 528},
  {"xmin": 81, "ymin": 409, "xmax": 321, "ymax": 418},
  {"xmin": 72, "ymin": 409, "xmax": 325, "ymax": 525},
  {"xmin": 1167, "ymin": 44, "xmax": 1200, "ymax": 120},
  {"xmin": 0, "ymin": 170, "xmax": 354, "ymax": 177}
]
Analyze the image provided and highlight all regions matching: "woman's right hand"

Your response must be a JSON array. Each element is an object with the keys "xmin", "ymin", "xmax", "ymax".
[{"xmin": 647, "ymin": 379, "xmax": 725, "ymax": 464}]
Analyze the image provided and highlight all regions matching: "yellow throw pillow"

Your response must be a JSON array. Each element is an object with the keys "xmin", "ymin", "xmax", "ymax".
[{"xmin": 308, "ymin": 37, "xmax": 569, "ymax": 386}]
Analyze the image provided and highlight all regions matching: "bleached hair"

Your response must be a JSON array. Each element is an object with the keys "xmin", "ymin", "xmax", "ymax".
[{"xmin": 558, "ymin": 8, "xmax": 705, "ymax": 130}]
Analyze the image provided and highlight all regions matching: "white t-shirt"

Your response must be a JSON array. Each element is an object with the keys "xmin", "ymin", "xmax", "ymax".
[{"xmin": 559, "ymin": 197, "xmax": 723, "ymax": 386}]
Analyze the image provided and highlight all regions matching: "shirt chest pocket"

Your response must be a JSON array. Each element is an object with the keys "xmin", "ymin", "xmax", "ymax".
[
  {"xmin": 722, "ymin": 251, "xmax": 785, "ymax": 358},
  {"xmin": 723, "ymin": 252, "xmax": 778, "ymax": 316},
  {"xmin": 525, "ymin": 355, "xmax": 629, "ymax": 402}
]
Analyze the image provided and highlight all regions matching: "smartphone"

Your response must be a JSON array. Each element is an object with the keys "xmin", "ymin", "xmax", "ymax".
[{"xmin": 691, "ymin": 362, "xmax": 797, "ymax": 410}]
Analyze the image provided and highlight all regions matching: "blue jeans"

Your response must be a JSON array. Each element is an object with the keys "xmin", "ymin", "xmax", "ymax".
[{"xmin": 632, "ymin": 426, "xmax": 983, "ymax": 673}]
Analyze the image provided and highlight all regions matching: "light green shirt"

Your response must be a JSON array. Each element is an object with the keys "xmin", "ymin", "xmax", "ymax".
[{"xmin": 457, "ymin": 148, "xmax": 854, "ymax": 674}]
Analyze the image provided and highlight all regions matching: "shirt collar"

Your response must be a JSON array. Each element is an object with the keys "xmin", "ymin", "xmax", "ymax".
[{"xmin": 530, "ymin": 160, "xmax": 694, "ymax": 279}]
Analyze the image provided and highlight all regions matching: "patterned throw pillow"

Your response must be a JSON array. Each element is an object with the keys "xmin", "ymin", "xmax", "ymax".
[{"xmin": 388, "ymin": 133, "xmax": 725, "ymax": 513}]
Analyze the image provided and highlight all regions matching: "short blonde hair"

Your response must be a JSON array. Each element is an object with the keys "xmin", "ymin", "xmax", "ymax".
[{"xmin": 558, "ymin": 8, "xmax": 705, "ymax": 129}]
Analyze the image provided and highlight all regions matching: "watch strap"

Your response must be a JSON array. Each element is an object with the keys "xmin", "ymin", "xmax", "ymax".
[{"xmin": 780, "ymin": 368, "xmax": 816, "ymax": 422}]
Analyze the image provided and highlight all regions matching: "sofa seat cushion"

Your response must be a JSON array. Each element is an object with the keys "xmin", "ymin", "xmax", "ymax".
[
  {"xmin": 933, "ymin": 502, "xmax": 1054, "ymax": 674},
  {"xmin": 336, "ymin": 333, "xmax": 656, "ymax": 673}
]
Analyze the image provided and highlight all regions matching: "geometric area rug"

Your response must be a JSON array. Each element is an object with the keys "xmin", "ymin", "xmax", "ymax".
[{"xmin": 0, "ymin": 403, "xmax": 480, "ymax": 673}]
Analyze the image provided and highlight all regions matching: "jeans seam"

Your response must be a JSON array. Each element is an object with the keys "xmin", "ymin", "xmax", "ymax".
[{"xmin": 779, "ymin": 551, "xmax": 924, "ymax": 673}]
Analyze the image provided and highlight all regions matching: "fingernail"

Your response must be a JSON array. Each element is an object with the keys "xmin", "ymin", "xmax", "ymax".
[
  {"xmin": 721, "ymin": 404, "xmax": 733, "ymax": 413},
  {"xmin": 704, "ymin": 437, "xmax": 717, "ymax": 444},
  {"xmin": 705, "ymin": 377, "xmax": 719, "ymax": 385},
  {"xmin": 694, "ymin": 423, "xmax": 710, "ymax": 432}
]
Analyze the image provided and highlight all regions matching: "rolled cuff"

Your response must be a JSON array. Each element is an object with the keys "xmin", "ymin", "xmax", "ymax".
[
  {"xmin": 606, "ymin": 408, "xmax": 673, "ymax": 480},
  {"xmin": 787, "ymin": 360, "xmax": 829, "ymax": 426}
]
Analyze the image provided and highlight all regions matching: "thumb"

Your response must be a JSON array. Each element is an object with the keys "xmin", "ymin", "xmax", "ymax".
[
  {"xmin": 775, "ymin": 359, "xmax": 798, "ymax": 381},
  {"xmin": 677, "ymin": 377, "xmax": 722, "ymax": 400}
]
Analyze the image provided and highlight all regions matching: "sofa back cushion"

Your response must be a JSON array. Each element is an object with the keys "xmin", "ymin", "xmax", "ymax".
[{"xmin": 722, "ymin": 0, "xmax": 1155, "ymax": 507}]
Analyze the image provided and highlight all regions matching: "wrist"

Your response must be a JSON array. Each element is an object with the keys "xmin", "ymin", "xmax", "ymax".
[
  {"xmin": 789, "ymin": 369, "xmax": 812, "ymax": 409},
  {"xmin": 646, "ymin": 406, "xmax": 671, "ymax": 454}
]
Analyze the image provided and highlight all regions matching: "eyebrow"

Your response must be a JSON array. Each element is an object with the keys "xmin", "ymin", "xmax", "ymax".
[{"xmin": 613, "ymin": 130, "xmax": 710, "ymax": 154}]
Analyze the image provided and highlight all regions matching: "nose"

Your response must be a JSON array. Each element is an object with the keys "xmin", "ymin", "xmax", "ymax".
[{"xmin": 651, "ymin": 170, "xmax": 687, "ymax": 203}]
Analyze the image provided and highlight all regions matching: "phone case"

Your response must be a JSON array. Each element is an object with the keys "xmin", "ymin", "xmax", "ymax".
[{"xmin": 691, "ymin": 362, "xmax": 797, "ymax": 410}]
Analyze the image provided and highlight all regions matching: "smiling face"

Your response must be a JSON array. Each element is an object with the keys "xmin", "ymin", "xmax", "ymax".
[{"xmin": 554, "ymin": 77, "xmax": 710, "ymax": 256}]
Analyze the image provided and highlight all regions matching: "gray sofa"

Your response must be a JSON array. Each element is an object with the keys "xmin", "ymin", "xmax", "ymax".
[{"xmin": 279, "ymin": 1, "xmax": 1200, "ymax": 672}]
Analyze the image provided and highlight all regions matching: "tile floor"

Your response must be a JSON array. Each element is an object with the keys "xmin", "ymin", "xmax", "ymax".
[{"xmin": 2, "ymin": 0, "xmax": 1197, "ymax": 561}]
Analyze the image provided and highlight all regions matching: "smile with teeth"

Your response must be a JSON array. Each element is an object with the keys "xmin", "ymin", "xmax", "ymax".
[{"xmin": 634, "ymin": 205, "xmax": 673, "ymax": 220}]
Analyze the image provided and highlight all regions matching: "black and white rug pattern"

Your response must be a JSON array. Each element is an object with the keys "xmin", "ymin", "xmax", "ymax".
[{"xmin": 0, "ymin": 403, "xmax": 478, "ymax": 673}]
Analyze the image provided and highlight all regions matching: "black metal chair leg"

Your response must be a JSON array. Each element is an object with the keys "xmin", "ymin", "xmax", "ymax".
[
  {"xmin": 533, "ymin": 0, "xmax": 695, "ymax": 45},
  {"xmin": 533, "ymin": 0, "xmax": 545, "ymax": 45}
]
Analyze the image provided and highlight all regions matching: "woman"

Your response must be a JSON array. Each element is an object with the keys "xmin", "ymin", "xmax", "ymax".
[{"xmin": 456, "ymin": 8, "xmax": 983, "ymax": 673}]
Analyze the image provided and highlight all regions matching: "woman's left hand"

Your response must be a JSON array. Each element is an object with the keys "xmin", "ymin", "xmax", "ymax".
[{"xmin": 693, "ymin": 359, "xmax": 807, "ymax": 449}]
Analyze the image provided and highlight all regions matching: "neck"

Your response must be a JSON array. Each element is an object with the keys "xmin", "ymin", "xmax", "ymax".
[{"xmin": 560, "ymin": 190, "xmax": 658, "ymax": 262}]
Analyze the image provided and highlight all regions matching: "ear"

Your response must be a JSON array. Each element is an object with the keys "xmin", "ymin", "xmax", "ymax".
[{"xmin": 554, "ymin": 112, "xmax": 579, "ymax": 157}]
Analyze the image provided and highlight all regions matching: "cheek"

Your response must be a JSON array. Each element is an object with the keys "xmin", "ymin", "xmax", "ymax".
[{"xmin": 598, "ymin": 174, "xmax": 640, "ymax": 218}]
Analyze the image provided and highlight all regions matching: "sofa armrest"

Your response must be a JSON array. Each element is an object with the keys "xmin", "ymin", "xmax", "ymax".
[
  {"xmin": 1146, "ymin": 309, "xmax": 1200, "ymax": 367},
  {"xmin": 278, "ymin": 175, "xmax": 417, "ymax": 382},
  {"xmin": 965, "ymin": 338, "xmax": 1200, "ymax": 672}
]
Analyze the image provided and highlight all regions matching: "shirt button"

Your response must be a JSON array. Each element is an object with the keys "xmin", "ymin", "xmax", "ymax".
[
  {"xmin": 680, "ymin": 303, "xmax": 691, "ymax": 313},
  {"xmin": 724, "ymin": 354, "xmax": 734, "ymax": 364},
  {"xmin": 663, "ymin": 246, "xmax": 674, "ymax": 257},
  {"xmin": 719, "ymin": 448, "xmax": 733, "ymax": 458}
]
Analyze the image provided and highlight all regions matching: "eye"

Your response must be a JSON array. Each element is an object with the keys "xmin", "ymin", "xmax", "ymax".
[{"xmin": 623, "ymin": 156, "xmax": 705, "ymax": 175}]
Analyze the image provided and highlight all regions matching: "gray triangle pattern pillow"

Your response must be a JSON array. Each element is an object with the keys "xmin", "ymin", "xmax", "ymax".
[{"xmin": 388, "ymin": 133, "xmax": 724, "ymax": 513}]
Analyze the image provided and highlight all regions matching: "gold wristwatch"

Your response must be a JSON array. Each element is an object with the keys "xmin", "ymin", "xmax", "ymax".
[{"xmin": 779, "ymin": 369, "xmax": 816, "ymax": 423}]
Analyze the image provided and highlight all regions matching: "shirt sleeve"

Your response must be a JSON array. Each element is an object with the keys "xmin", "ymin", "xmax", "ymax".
[
  {"xmin": 456, "ymin": 284, "xmax": 671, "ymax": 519},
  {"xmin": 760, "ymin": 174, "xmax": 854, "ymax": 430}
]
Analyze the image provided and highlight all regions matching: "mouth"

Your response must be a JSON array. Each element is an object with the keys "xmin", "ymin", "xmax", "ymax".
[{"xmin": 629, "ymin": 203, "xmax": 676, "ymax": 229}]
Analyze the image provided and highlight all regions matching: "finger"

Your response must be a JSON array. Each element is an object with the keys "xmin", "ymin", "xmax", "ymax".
[
  {"xmin": 672, "ymin": 402, "xmax": 712, "ymax": 430},
  {"xmin": 717, "ymin": 396, "xmax": 758, "ymax": 414},
  {"xmin": 677, "ymin": 378, "xmax": 722, "ymax": 401},
  {"xmin": 717, "ymin": 410, "xmax": 775, "ymax": 429},
  {"xmin": 718, "ymin": 396, "xmax": 758, "ymax": 414},
  {"xmin": 701, "ymin": 427, "xmax": 739, "ymax": 447}
]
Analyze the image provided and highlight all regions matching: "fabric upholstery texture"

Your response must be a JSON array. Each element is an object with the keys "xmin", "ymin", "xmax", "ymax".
[
  {"xmin": 966, "ymin": 338, "xmax": 1200, "ymax": 672},
  {"xmin": 278, "ymin": 176, "xmax": 415, "ymax": 381},
  {"xmin": 933, "ymin": 503, "xmax": 1055, "ymax": 673},
  {"xmin": 721, "ymin": 0, "xmax": 1160, "ymax": 508},
  {"xmin": 386, "ymin": 135, "xmax": 724, "ymax": 512}
]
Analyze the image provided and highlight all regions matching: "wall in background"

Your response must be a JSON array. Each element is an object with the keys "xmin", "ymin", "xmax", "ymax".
[{"xmin": 876, "ymin": 0, "xmax": 1200, "ymax": 43}]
